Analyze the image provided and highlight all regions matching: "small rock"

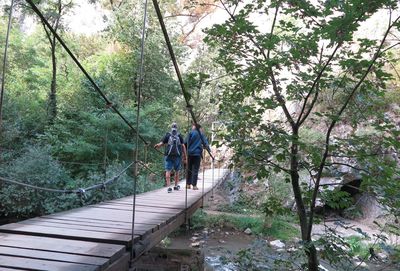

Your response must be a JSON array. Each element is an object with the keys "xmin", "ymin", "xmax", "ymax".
[
  {"xmin": 244, "ymin": 228, "xmax": 252, "ymax": 235},
  {"xmin": 190, "ymin": 236, "xmax": 200, "ymax": 242},
  {"xmin": 354, "ymin": 261, "xmax": 368, "ymax": 268},
  {"xmin": 225, "ymin": 232, "xmax": 230, "ymax": 235},
  {"xmin": 287, "ymin": 247, "xmax": 297, "ymax": 252},
  {"xmin": 377, "ymin": 252, "xmax": 388, "ymax": 260},
  {"xmin": 218, "ymin": 240, "xmax": 226, "ymax": 244},
  {"xmin": 270, "ymin": 240, "xmax": 285, "ymax": 249},
  {"xmin": 191, "ymin": 242, "xmax": 201, "ymax": 248},
  {"xmin": 193, "ymin": 233, "xmax": 200, "ymax": 237}
]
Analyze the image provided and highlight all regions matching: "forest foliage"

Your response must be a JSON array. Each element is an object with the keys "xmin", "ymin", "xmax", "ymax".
[{"xmin": 0, "ymin": 0, "xmax": 215, "ymax": 218}]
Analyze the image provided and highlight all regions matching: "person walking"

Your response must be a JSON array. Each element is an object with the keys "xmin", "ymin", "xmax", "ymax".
[
  {"xmin": 155, "ymin": 123, "xmax": 187, "ymax": 193},
  {"xmin": 185, "ymin": 123, "xmax": 211, "ymax": 190}
]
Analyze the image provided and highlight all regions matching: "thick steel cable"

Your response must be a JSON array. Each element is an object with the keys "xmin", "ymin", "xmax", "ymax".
[
  {"xmin": 0, "ymin": 161, "xmax": 134, "ymax": 194},
  {"xmin": 151, "ymin": 0, "xmax": 214, "ymax": 160},
  {"xmin": 0, "ymin": 0, "xmax": 14, "ymax": 142},
  {"xmin": 0, "ymin": 177, "xmax": 76, "ymax": 194},
  {"xmin": 24, "ymin": 0, "xmax": 152, "ymax": 146},
  {"xmin": 85, "ymin": 161, "xmax": 134, "ymax": 191},
  {"xmin": 131, "ymin": 0, "xmax": 148, "ymax": 263}
]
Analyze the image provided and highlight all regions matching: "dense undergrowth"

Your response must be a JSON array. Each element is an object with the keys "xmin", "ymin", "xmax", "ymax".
[{"xmin": 191, "ymin": 210, "xmax": 299, "ymax": 241}]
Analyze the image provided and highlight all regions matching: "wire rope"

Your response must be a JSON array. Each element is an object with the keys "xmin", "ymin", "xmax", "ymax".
[
  {"xmin": 130, "ymin": 0, "xmax": 148, "ymax": 264},
  {"xmin": 0, "ymin": 0, "xmax": 14, "ymax": 142}
]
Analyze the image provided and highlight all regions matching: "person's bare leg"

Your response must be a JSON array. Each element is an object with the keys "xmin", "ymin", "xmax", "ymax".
[
  {"xmin": 166, "ymin": 171, "xmax": 171, "ymax": 187},
  {"xmin": 174, "ymin": 171, "xmax": 180, "ymax": 187}
]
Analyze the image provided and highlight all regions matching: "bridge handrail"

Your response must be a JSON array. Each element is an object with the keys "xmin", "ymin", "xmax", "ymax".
[{"xmin": 0, "ymin": 161, "xmax": 134, "ymax": 196}]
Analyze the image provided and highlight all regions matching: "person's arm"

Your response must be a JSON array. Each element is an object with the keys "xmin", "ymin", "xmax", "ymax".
[
  {"xmin": 154, "ymin": 141, "xmax": 164, "ymax": 149},
  {"xmin": 154, "ymin": 134, "xmax": 168, "ymax": 149},
  {"xmin": 201, "ymin": 133, "xmax": 212, "ymax": 153},
  {"xmin": 182, "ymin": 144, "xmax": 187, "ymax": 163},
  {"xmin": 184, "ymin": 132, "xmax": 190, "ymax": 149}
]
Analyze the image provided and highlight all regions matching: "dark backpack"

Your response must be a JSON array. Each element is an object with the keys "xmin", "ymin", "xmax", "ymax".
[{"xmin": 166, "ymin": 132, "xmax": 181, "ymax": 157}]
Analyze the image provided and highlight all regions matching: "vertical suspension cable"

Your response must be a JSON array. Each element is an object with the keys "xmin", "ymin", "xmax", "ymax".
[
  {"xmin": 0, "ymin": 0, "xmax": 14, "ymax": 144},
  {"xmin": 102, "ymin": 109, "xmax": 109, "ymax": 201},
  {"xmin": 131, "ymin": 0, "xmax": 148, "ymax": 264},
  {"xmin": 144, "ymin": 144, "xmax": 148, "ymax": 164},
  {"xmin": 201, "ymin": 148, "xmax": 205, "ymax": 207},
  {"xmin": 185, "ymin": 110, "xmax": 190, "ymax": 226},
  {"xmin": 103, "ymin": 110, "xmax": 109, "ymax": 183},
  {"xmin": 211, "ymin": 152, "xmax": 215, "ymax": 200},
  {"xmin": 210, "ymin": 123, "xmax": 215, "ymax": 199}
]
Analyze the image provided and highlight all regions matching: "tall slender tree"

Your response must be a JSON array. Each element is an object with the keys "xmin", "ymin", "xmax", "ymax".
[
  {"xmin": 205, "ymin": 0, "xmax": 400, "ymax": 269},
  {"xmin": 39, "ymin": 0, "xmax": 73, "ymax": 124}
]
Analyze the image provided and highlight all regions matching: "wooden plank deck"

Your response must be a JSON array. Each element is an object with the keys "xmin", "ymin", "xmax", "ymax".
[{"xmin": 0, "ymin": 168, "xmax": 229, "ymax": 270}]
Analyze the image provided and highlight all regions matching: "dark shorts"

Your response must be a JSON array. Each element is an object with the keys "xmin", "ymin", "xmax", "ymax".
[{"xmin": 165, "ymin": 156, "xmax": 182, "ymax": 171}]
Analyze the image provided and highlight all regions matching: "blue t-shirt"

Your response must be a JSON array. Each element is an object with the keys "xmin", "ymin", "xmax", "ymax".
[{"xmin": 185, "ymin": 130, "xmax": 210, "ymax": 156}]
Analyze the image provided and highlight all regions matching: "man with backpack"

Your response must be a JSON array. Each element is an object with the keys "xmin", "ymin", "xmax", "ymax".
[
  {"xmin": 155, "ymin": 123, "xmax": 187, "ymax": 193},
  {"xmin": 185, "ymin": 123, "xmax": 211, "ymax": 190}
]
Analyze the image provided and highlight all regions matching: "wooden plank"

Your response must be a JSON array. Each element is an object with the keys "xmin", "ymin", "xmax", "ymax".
[
  {"xmin": 0, "ymin": 224, "xmax": 135, "ymax": 245},
  {"xmin": 29, "ymin": 217, "xmax": 135, "ymax": 230},
  {"xmin": 107, "ymin": 201, "xmax": 185, "ymax": 210},
  {"xmin": 48, "ymin": 212, "xmax": 167, "ymax": 226},
  {"xmin": 17, "ymin": 220, "xmax": 146, "ymax": 235},
  {"xmin": 42, "ymin": 216, "xmax": 158, "ymax": 230},
  {"xmin": 0, "ymin": 255, "xmax": 99, "ymax": 271},
  {"xmin": 115, "ymin": 198, "xmax": 189, "ymax": 206},
  {"xmin": 46, "ymin": 214, "xmax": 160, "ymax": 227},
  {"xmin": 92, "ymin": 203, "xmax": 183, "ymax": 214},
  {"xmin": 0, "ymin": 246, "xmax": 109, "ymax": 268},
  {"xmin": 50, "ymin": 208, "xmax": 172, "ymax": 222},
  {"xmin": 0, "ymin": 233, "xmax": 125, "ymax": 260}
]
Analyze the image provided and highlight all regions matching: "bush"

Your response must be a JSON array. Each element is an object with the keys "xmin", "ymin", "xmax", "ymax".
[
  {"xmin": 0, "ymin": 145, "xmax": 75, "ymax": 218},
  {"xmin": 0, "ymin": 145, "xmax": 165, "ymax": 218},
  {"xmin": 190, "ymin": 210, "xmax": 299, "ymax": 240}
]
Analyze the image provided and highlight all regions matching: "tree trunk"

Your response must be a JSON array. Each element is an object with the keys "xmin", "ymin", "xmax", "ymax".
[
  {"xmin": 290, "ymin": 128, "xmax": 319, "ymax": 271},
  {"xmin": 307, "ymin": 245, "xmax": 319, "ymax": 271},
  {"xmin": 48, "ymin": 41, "xmax": 57, "ymax": 124}
]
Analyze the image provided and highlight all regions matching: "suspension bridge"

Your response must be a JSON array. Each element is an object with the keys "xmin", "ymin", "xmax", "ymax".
[
  {"xmin": 0, "ymin": 0, "xmax": 230, "ymax": 269},
  {"xmin": 0, "ymin": 168, "xmax": 229, "ymax": 270}
]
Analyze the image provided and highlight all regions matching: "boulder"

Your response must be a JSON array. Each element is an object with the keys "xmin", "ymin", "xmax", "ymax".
[{"xmin": 354, "ymin": 193, "xmax": 387, "ymax": 221}]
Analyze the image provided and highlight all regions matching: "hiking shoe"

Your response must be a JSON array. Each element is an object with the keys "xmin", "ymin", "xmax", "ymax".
[
  {"xmin": 186, "ymin": 184, "xmax": 191, "ymax": 189},
  {"xmin": 167, "ymin": 187, "xmax": 172, "ymax": 193},
  {"xmin": 174, "ymin": 185, "xmax": 180, "ymax": 191},
  {"xmin": 192, "ymin": 186, "xmax": 199, "ymax": 190}
]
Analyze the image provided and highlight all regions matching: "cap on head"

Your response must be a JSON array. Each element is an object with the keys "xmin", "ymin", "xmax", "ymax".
[{"xmin": 171, "ymin": 122, "xmax": 178, "ymax": 135}]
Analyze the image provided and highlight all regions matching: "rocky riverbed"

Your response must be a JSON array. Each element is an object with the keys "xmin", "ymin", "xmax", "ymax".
[{"xmin": 159, "ymin": 172, "xmax": 400, "ymax": 271}]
